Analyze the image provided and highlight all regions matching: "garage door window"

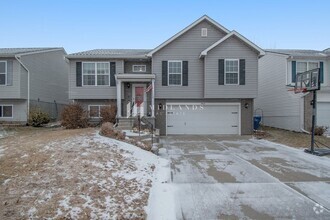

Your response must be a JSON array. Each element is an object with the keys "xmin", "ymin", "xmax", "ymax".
[{"xmin": 0, "ymin": 105, "xmax": 13, "ymax": 118}]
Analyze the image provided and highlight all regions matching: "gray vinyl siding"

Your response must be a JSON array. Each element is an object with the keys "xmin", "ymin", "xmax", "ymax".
[
  {"xmin": 0, "ymin": 59, "xmax": 21, "ymax": 99},
  {"xmin": 20, "ymin": 50, "xmax": 69, "ymax": 104},
  {"xmin": 255, "ymin": 53, "xmax": 302, "ymax": 131},
  {"xmin": 69, "ymin": 60, "xmax": 123, "ymax": 100},
  {"xmin": 20, "ymin": 65, "xmax": 28, "ymax": 99},
  {"xmin": 152, "ymin": 20, "xmax": 227, "ymax": 99},
  {"xmin": 204, "ymin": 36, "xmax": 259, "ymax": 98},
  {"xmin": 0, "ymin": 99, "xmax": 27, "ymax": 123},
  {"xmin": 124, "ymin": 61, "xmax": 151, "ymax": 73}
]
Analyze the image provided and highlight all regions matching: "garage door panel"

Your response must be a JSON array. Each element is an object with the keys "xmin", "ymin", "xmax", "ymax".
[
  {"xmin": 167, "ymin": 103, "xmax": 240, "ymax": 135},
  {"xmin": 317, "ymin": 102, "xmax": 330, "ymax": 127}
]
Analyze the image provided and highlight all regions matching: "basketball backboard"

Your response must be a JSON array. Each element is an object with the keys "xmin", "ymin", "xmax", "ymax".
[{"xmin": 295, "ymin": 68, "xmax": 320, "ymax": 93}]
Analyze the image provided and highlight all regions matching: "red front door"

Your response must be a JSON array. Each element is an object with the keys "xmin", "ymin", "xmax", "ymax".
[{"xmin": 135, "ymin": 87, "xmax": 144, "ymax": 107}]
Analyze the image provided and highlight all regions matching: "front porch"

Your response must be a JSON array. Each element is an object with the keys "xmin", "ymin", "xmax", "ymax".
[{"xmin": 115, "ymin": 73, "xmax": 156, "ymax": 129}]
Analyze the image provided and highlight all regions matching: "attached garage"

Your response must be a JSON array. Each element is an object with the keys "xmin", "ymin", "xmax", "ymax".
[
  {"xmin": 317, "ymin": 102, "xmax": 330, "ymax": 127},
  {"xmin": 166, "ymin": 103, "xmax": 241, "ymax": 135}
]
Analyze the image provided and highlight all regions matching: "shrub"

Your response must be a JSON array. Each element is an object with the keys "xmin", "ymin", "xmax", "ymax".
[
  {"xmin": 29, "ymin": 107, "xmax": 50, "ymax": 127},
  {"xmin": 314, "ymin": 126, "xmax": 328, "ymax": 136},
  {"xmin": 100, "ymin": 105, "xmax": 117, "ymax": 124},
  {"xmin": 100, "ymin": 122, "xmax": 125, "ymax": 140},
  {"xmin": 61, "ymin": 103, "xmax": 88, "ymax": 129}
]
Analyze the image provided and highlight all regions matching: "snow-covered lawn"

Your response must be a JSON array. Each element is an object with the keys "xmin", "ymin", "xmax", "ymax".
[{"xmin": 0, "ymin": 127, "xmax": 169, "ymax": 219}]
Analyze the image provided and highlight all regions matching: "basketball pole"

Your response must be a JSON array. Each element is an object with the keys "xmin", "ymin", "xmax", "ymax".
[{"xmin": 310, "ymin": 90, "xmax": 316, "ymax": 153}]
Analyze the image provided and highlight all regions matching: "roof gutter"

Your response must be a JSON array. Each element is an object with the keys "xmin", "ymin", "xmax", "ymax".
[{"xmin": 14, "ymin": 55, "xmax": 30, "ymax": 122}]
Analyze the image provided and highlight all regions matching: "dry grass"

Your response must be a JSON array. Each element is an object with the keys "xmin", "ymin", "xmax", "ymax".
[
  {"xmin": 259, "ymin": 126, "xmax": 330, "ymax": 149},
  {"xmin": 0, "ymin": 127, "xmax": 154, "ymax": 219}
]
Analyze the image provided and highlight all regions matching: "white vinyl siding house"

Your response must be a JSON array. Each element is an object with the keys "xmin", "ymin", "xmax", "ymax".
[{"xmin": 256, "ymin": 49, "xmax": 330, "ymax": 131}]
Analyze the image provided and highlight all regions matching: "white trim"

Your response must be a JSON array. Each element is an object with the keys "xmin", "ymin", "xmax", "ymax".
[
  {"xmin": 82, "ymin": 62, "xmax": 110, "ymax": 86},
  {"xmin": 0, "ymin": 60, "xmax": 7, "ymax": 86},
  {"xmin": 88, "ymin": 105, "xmax": 108, "ymax": 118},
  {"xmin": 224, "ymin": 59, "xmax": 239, "ymax": 85},
  {"xmin": 200, "ymin": 31, "xmax": 265, "ymax": 58},
  {"xmin": 132, "ymin": 84, "xmax": 147, "ymax": 115},
  {"xmin": 0, "ymin": 104, "xmax": 14, "ymax": 118},
  {"xmin": 132, "ymin": 65, "xmax": 146, "ymax": 72},
  {"xmin": 165, "ymin": 102, "xmax": 241, "ymax": 135},
  {"xmin": 147, "ymin": 15, "xmax": 230, "ymax": 57},
  {"xmin": 168, "ymin": 60, "xmax": 183, "ymax": 86},
  {"xmin": 201, "ymin": 28, "xmax": 208, "ymax": 37}
]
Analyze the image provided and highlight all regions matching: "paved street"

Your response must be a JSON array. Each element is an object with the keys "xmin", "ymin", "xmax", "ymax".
[{"xmin": 159, "ymin": 135, "xmax": 330, "ymax": 219}]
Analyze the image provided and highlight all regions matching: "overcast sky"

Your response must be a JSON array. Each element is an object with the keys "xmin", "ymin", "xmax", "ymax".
[{"xmin": 1, "ymin": 0, "xmax": 329, "ymax": 53}]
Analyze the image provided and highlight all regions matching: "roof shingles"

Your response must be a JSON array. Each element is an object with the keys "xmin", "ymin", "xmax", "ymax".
[
  {"xmin": 0, "ymin": 48, "xmax": 63, "ymax": 57},
  {"xmin": 66, "ymin": 49, "xmax": 151, "ymax": 59}
]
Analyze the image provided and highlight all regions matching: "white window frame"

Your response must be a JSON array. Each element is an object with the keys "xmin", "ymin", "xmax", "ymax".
[
  {"xmin": 168, "ymin": 60, "xmax": 183, "ymax": 86},
  {"xmin": 289, "ymin": 60, "xmax": 324, "ymax": 84},
  {"xmin": 132, "ymin": 65, "xmax": 146, "ymax": 72},
  {"xmin": 224, "ymin": 59, "xmax": 239, "ymax": 85},
  {"xmin": 82, "ymin": 62, "xmax": 110, "ymax": 86},
  {"xmin": 0, "ymin": 104, "xmax": 13, "ymax": 118},
  {"xmin": 0, "ymin": 61, "xmax": 7, "ymax": 86},
  {"xmin": 201, "ymin": 28, "xmax": 208, "ymax": 37},
  {"xmin": 88, "ymin": 105, "xmax": 108, "ymax": 118}
]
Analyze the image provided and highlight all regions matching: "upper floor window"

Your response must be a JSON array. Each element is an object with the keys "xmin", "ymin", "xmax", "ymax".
[
  {"xmin": 168, "ymin": 61, "xmax": 182, "ymax": 86},
  {"xmin": 225, "ymin": 59, "xmax": 239, "ymax": 85},
  {"xmin": 82, "ymin": 62, "xmax": 110, "ymax": 86},
  {"xmin": 132, "ymin": 65, "xmax": 146, "ymax": 72},
  {"xmin": 0, "ymin": 61, "xmax": 7, "ymax": 85},
  {"xmin": 297, "ymin": 61, "xmax": 318, "ymax": 73},
  {"xmin": 0, "ymin": 105, "xmax": 13, "ymax": 118}
]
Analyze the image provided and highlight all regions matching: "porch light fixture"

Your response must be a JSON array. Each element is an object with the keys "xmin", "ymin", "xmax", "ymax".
[
  {"xmin": 127, "ymin": 83, "xmax": 130, "ymax": 88},
  {"xmin": 158, "ymin": 103, "xmax": 163, "ymax": 110},
  {"xmin": 244, "ymin": 103, "xmax": 249, "ymax": 109}
]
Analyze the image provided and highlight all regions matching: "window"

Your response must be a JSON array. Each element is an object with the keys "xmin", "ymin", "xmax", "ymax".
[
  {"xmin": 132, "ymin": 65, "xmax": 146, "ymax": 72},
  {"xmin": 83, "ymin": 62, "xmax": 110, "ymax": 86},
  {"xmin": 201, "ymin": 28, "xmax": 208, "ymax": 37},
  {"xmin": 168, "ymin": 61, "xmax": 182, "ymax": 86},
  {"xmin": 225, "ymin": 59, "xmax": 239, "ymax": 85},
  {"xmin": 0, "ymin": 61, "xmax": 7, "ymax": 85},
  {"xmin": 297, "ymin": 61, "xmax": 319, "ymax": 74},
  {"xmin": 88, "ymin": 105, "xmax": 108, "ymax": 118},
  {"xmin": 0, "ymin": 105, "xmax": 13, "ymax": 118}
]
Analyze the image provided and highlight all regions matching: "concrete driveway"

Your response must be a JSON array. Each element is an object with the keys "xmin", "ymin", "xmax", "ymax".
[{"xmin": 159, "ymin": 135, "xmax": 330, "ymax": 219}]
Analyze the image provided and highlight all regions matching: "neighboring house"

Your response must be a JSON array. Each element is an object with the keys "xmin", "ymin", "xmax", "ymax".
[
  {"xmin": 66, "ymin": 15, "xmax": 265, "ymax": 135},
  {"xmin": 0, "ymin": 48, "xmax": 69, "ymax": 124},
  {"xmin": 255, "ymin": 49, "xmax": 330, "ymax": 132}
]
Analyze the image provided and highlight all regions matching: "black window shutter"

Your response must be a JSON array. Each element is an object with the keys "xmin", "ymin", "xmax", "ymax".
[
  {"xmin": 239, "ymin": 59, "xmax": 246, "ymax": 85},
  {"xmin": 292, "ymin": 61, "xmax": 296, "ymax": 83},
  {"xmin": 110, "ymin": 62, "xmax": 116, "ymax": 86},
  {"xmin": 218, "ymin": 59, "xmax": 224, "ymax": 85},
  {"xmin": 320, "ymin": 61, "xmax": 324, "ymax": 83},
  {"xmin": 182, "ymin": 61, "xmax": 188, "ymax": 86},
  {"xmin": 7, "ymin": 60, "xmax": 13, "ymax": 86},
  {"xmin": 76, "ymin": 62, "xmax": 82, "ymax": 87},
  {"xmin": 162, "ymin": 61, "xmax": 168, "ymax": 86}
]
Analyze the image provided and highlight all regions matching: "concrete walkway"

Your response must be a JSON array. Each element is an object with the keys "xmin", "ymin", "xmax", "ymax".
[{"xmin": 159, "ymin": 135, "xmax": 330, "ymax": 219}]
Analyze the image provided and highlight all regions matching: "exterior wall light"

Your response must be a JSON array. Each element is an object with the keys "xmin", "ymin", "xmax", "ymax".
[
  {"xmin": 158, "ymin": 103, "xmax": 163, "ymax": 110},
  {"xmin": 245, "ymin": 103, "xmax": 249, "ymax": 109}
]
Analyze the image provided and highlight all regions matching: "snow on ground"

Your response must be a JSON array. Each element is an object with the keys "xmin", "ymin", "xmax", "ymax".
[
  {"xmin": 122, "ymin": 129, "xmax": 150, "ymax": 137},
  {"xmin": 0, "ymin": 128, "xmax": 170, "ymax": 219}
]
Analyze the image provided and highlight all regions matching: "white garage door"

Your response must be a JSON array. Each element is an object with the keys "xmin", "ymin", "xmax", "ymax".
[
  {"xmin": 317, "ymin": 102, "xmax": 330, "ymax": 127},
  {"xmin": 166, "ymin": 103, "xmax": 240, "ymax": 135}
]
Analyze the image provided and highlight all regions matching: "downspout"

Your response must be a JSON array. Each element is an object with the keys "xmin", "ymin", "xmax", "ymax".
[{"xmin": 15, "ymin": 55, "xmax": 30, "ymax": 121}]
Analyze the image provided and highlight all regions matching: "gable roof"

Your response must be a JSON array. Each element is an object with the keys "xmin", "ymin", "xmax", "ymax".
[
  {"xmin": 0, "ymin": 47, "xmax": 65, "ymax": 57},
  {"xmin": 66, "ymin": 49, "xmax": 151, "ymax": 59},
  {"xmin": 200, "ymin": 31, "xmax": 265, "ymax": 58},
  {"xmin": 147, "ymin": 15, "xmax": 230, "ymax": 57},
  {"xmin": 266, "ymin": 49, "xmax": 328, "ymax": 58}
]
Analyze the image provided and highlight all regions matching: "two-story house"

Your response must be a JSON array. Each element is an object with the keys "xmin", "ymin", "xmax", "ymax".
[
  {"xmin": 67, "ymin": 15, "xmax": 265, "ymax": 135},
  {"xmin": 255, "ymin": 49, "xmax": 330, "ymax": 132},
  {"xmin": 0, "ymin": 48, "xmax": 69, "ymax": 124}
]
